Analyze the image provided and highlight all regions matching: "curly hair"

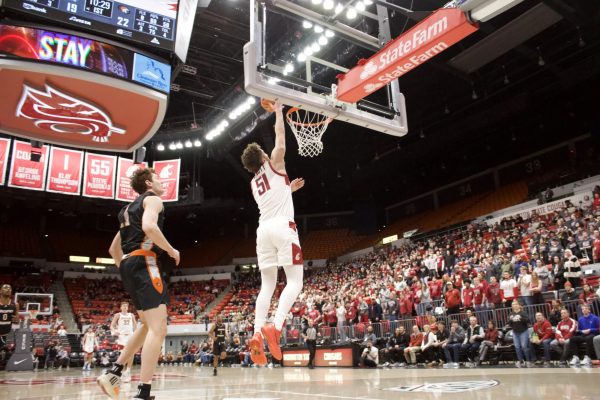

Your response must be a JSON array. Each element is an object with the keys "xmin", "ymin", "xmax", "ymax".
[
  {"xmin": 241, "ymin": 142, "xmax": 264, "ymax": 173},
  {"xmin": 130, "ymin": 167, "xmax": 155, "ymax": 194}
]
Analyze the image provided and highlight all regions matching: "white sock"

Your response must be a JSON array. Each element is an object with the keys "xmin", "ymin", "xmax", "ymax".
[
  {"xmin": 254, "ymin": 266, "xmax": 277, "ymax": 332},
  {"xmin": 273, "ymin": 265, "xmax": 303, "ymax": 331}
]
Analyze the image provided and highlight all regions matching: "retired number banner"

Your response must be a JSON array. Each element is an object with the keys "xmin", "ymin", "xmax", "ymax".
[
  {"xmin": 82, "ymin": 153, "xmax": 117, "ymax": 199},
  {"xmin": 115, "ymin": 157, "xmax": 147, "ymax": 202},
  {"xmin": 7, "ymin": 140, "xmax": 49, "ymax": 190},
  {"xmin": 0, "ymin": 138, "xmax": 11, "ymax": 186},
  {"xmin": 45, "ymin": 147, "xmax": 84, "ymax": 195},
  {"xmin": 153, "ymin": 159, "xmax": 180, "ymax": 202}
]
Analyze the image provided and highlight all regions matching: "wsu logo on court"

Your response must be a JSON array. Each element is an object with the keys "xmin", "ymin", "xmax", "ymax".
[{"xmin": 16, "ymin": 83, "xmax": 125, "ymax": 143}]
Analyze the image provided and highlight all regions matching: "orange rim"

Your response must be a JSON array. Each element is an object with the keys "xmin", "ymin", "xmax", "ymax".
[{"xmin": 286, "ymin": 107, "xmax": 332, "ymax": 127}]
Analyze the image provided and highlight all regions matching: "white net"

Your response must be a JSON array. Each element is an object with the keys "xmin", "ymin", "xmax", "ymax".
[{"xmin": 286, "ymin": 108, "xmax": 332, "ymax": 157}]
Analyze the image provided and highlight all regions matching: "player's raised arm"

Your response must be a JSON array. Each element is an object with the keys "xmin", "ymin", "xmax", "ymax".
[
  {"xmin": 270, "ymin": 102, "xmax": 286, "ymax": 170},
  {"xmin": 142, "ymin": 196, "xmax": 180, "ymax": 265},
  {"xmin": 109, "ymin": 232, "xmax": 123, "ymax": 267}
]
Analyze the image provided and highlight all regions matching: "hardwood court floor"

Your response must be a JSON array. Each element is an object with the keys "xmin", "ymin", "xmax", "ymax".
[{"xmin": 0, "ymin": 365, "xmax": 598, "ymax": 400}]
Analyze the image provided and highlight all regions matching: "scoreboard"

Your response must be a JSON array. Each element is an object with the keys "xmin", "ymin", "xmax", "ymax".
[{"xmin": 2, "ymin": 0, "xmax": 178, "ymax": 52}]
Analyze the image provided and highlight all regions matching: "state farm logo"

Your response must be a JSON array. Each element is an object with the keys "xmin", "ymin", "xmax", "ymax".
[
  {"xmin": 69, "ymin": 16, "xmax": 92, "ymax": 26},
  {"xmin": 364, "ymin": 82, "xmax": 384, "ymax": 93},
  {"xmin": 359, "ymin": 61, "xmax": 378, "ymax": 80},
  {"xmin": 16, "ymin": 84, "xmax": 126, "ymax": 143}
]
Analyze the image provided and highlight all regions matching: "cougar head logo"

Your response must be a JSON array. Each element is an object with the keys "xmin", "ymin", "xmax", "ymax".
[{"xmin": 16, "ymin": 83, "xmax": 125, "ymax": 143}]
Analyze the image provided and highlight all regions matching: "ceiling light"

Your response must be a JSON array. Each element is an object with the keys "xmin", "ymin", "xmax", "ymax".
[
  {"xmin": 297, "ymin": 52, "xmax": 307, "ymax": 62},
  {"xmin": 267, "ymin": 77, "xmax": 281, "ymax": 85},
  {"xmin": 323, "ymin": 0, "xmax": 334, "ymax": 10},
  {"xmin": 247, "ymin": 97, "xmax": 256, "ymax": 105},
  {"xmin": 346, "ymin": 7, "xmax": 357, "ymax": 19},
  {"xmin": 311, "ymin": 0, "xmax": 322, "ymax": 4},
  {"xmin": 185, "ymin": 140, "xmax": 192, "ymax": 148},
  {"xmin": 169, "ymin": 143, "xmax": 177, "ymax": 150},
  {"xmin": 156, "ymin": 143, "xmax": 165, "ymax": 151},
  {"xmin": 318, "ymin": 35, "xmax": 328, "ymax": 46},
  {"xmin": 325, "ymin": 29, "xmax": 335, "ymax": 38},
  {"xmin": 304, "ymin": 46, "xmax": 314, "ymax": 56},
  {"xmin": 302, "ymin": 20, "xmax": 313, "ymax": 29},
  {"xmin": 363, "ymin": 0, "xmax": 373, "ymax": 4},
  {"xmin": 355, "ymin": 1, "xmax": 365, "ymax": 11},
  {"xmin": 314, "ymin": 25, "xmax": 324, "ymax": 33},
  {"xmin": 334, "ymin": 3, "xmax": 344, "ymax": 13},
  {"xmin": 311, "ymin": 42, "xmax": 321, "ymax": 52},
  {"xmin": 284, "ymin": 63, "xmax": 294, "ymax": 73},
  {"xmin": 194, "ymin": 139, "xmax": 202, "ymax": 147},
  {"xmin": 176, "ymin": 142, "xmax": 183, "ymax": 149}
]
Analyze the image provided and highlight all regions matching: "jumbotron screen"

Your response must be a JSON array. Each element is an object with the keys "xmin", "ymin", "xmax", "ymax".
[
  {"xmin": 0, "ymin": 24, "xmax": 171, "ymax": 93},
  {"xmin": 2, "ymin": 0, "xmax": 178, "ymax": 52}
]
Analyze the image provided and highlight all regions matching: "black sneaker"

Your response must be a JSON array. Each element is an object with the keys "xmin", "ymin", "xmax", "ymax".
[{"xmin": 213, "ymin": 368, "xmax": 217, "ymax": 376}]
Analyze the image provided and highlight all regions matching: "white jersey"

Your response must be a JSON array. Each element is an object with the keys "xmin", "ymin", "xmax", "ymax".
[
  {"xmin": 251, "ymin": 161, "xmax": 294, "ymax": 223},
  {"xmin": 117, "ymin": 313, "xmax": 134, "ymax": 335},
  {"xmin": 83, "ymin": 332, "xmax": 96, "ymax": 353}
]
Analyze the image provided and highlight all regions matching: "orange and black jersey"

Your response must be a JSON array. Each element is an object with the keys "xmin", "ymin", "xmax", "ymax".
[
  {"xmin": 118, "ymin": 191, "xmax": 165, "ymax": 255},
  {"xmin": 0, "ymin": 301, "xmax": 16, "ymax": 336}
]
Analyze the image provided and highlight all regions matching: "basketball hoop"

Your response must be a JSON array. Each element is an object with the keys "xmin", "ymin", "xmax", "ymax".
[{"xmin": 286, "ymin": 108, "xmax": 332, "ymax": 157}]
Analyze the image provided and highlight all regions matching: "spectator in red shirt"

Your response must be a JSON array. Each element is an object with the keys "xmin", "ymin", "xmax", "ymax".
[
  {"xmin": 477, "ymin": 320, "xmax": 499, "ymax": 365},
  {"xmin": 404, "ymin": 325, "xmax": 423, "ymax": 367},
  {"xmin": 550, "ymin": 308, "xmax": 577, "ymax": 364},
  {"xmin": 445, "ymin": 282, "xmax": 461, "ymax": 315},
  {"xmin": 579, "ymin": 284, "xmax": 597, "ymax": 305},
  {"xmin": 531, "ymin": 312, "xmax": 554, "ymax": 365},
  {"xmin": 486, "ymin": 276, "xmax": 502, "ymax": 309},
  {"xmin": 429, "ymin": 278, "xmax": 443, "ymax": 300},
  {"xmin": 400, "ymin": 289, "xmax": 413, "ymax": 319},
  {"xmin": 472, "ymin": 277, "xmax": 488, "ymax": 326},
  {"xmin": 461, "ymin": 280, "xmax": 475, "ymax": 311}
]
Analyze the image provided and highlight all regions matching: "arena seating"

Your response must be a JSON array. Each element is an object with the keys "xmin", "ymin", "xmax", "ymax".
[{"xmin": 64, "ymin": 277, "xmax": 229, "ymax": 328}]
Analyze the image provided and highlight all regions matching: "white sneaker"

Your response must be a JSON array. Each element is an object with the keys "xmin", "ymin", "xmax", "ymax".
[
  {"xmin": 569, "ymin": 356, "xmax": 580, "ymax": 366},
  {"xmin": 515, "ymin": 361, "xmax": 522, "ymax": 368},
  {"xmin": 121, "ymin": 370, "xmax": 131, "ymax": 383},
  {"xmin": 452, "ymin": 362, "xmax": 460, "ymax": 368},
  {"xmin": 97, "ymin": 372, "xmax": 121, "ymax": 400},
  {"xmin": 582, "ymin": 356, "xmax": 592, "ymax": 366},
  {"xmin": 442, "ymin": 363, "xmax": 452, "ymax": 368}
]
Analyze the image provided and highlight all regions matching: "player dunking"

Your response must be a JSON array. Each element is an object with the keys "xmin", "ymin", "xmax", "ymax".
[
  {"xmin": 241, "ymin": 102, "xmax": 305, "ymax": 365},
  {"xmin": 208, "ymin": 314, "xmax": 228, "ymax": 376},
  {"xmin": 0, "ymin": 284, "xmax": 19, "ymax": 350},
  {"xmin": 97, "ymin": 168, "xmax": 180, "ymax": 400},
  {"xmin": 82, "ymin": 327, "xmax": 98, "ymax": 371},
  {"xmin": 110, "ymin": 302, "xmax": 137, "ymax": 382}
]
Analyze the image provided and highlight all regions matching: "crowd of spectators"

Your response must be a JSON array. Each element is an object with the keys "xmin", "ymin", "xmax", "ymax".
[{"xmin": 220, "ymin": 191, "xmax": 600, "ymax": 368}]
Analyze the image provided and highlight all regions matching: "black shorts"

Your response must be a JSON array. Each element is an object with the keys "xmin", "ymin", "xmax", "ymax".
[
  {"xmin": 120, "ymin": 255, "xmax": 169, "ymax": 311},
  {"xmin": 213, "ymin": 341, "xmax": 226, "ymax": 355}
]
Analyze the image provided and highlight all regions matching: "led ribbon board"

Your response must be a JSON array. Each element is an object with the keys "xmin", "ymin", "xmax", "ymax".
[
  {"xmin": 0, "ymin": 24, "xmax": 170, "ymax": 93},
  {"xmin": 3, "ymin": 0, "xmax": 178, "ymax": 51}
]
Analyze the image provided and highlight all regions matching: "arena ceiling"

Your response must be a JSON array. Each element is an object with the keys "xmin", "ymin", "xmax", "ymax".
[{"xmin": 1, "ymin": 0, "xmax": 599, "ymax": 234}]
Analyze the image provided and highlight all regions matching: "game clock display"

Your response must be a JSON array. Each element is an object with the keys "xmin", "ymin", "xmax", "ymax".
[{"xmin": 2, "ymin": 0, "xmax": 178, "ymax": 51}]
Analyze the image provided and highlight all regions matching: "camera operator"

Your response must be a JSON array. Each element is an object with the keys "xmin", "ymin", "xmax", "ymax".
[{"xmin": 361, "ymin": 339, "xmax": 379, "ymax": 368}]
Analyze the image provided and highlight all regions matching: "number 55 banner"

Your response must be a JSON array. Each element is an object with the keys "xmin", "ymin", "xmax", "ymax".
[
  {"xmin": 82, "ymin": 153, "xmax": 117, "ymax": 199},
  {"xmin": 46, "ymin": 147, "xmax": 84, "ymax": 195}
]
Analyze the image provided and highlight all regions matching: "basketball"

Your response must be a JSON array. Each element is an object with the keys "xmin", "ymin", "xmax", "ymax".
[{"xmin": 260, "ymin": 98, "xmax": 276, "ymax": 113}]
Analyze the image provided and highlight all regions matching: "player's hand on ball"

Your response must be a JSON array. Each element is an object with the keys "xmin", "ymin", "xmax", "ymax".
[{"xmin": 291, "ymin": 178, "xmax": 305, "ymax": 192}]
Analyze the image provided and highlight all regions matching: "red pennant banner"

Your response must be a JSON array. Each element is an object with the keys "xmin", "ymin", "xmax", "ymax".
[
  {"xmin": 153, "ymin": 159, "xmax": 180, "ymax": 202},
  {"xmin": 0, "ymin": 138, "xmax": 10, "ymax": 186},
  {"xmin": 7, "ymin": 140, "xmax": 49, "ymax": 190},
  {"xmin": 115, "ymin": 157, "xmax": 147, "ymax": 202},
  {"xmin": 46, "ymin": 147, "xmax": 84, "ymax": 195},
  {"xmin": 82, "ymin": 153, "xmax": 117, "ymax": 199}
]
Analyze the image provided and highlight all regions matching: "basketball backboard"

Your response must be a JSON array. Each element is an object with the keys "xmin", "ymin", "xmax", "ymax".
[
  {"xmin": 15, "ymin": 293, "xmax": 54, "ymax": 317},
  {"xmin": 243, "ymin": 0, "xmax": 409, "ymax": 139}
]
